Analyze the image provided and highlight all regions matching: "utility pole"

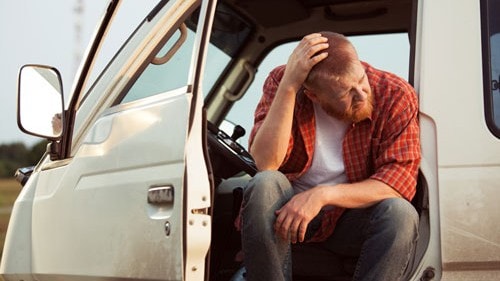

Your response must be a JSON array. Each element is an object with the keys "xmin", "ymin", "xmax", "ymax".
[{"xmin": 73, "ymin": 0, "xmax": 84, "ymax": 77}]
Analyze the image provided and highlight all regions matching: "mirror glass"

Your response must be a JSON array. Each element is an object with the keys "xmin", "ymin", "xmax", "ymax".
[{"xmin": 18, "ymin": 65, "xmax": 64, "ymax": 139}]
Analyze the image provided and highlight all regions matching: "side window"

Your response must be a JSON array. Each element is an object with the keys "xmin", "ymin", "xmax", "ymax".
[
  {"xmin": 119, "ymin": 1, "xmax": 243, "ymax": 105},
  {"xmin": 226, "ymin": 33, "xmax": 410, "ymax": 149},
  {"xmin": 482, "ymin": 0, "xmax": 500, "ymax": 137},
  {"xmin": 82, "ymin": 1, "xmax": 161, "ymax": 97},
  {"xmin": 120, "ymin": 25, "xmax": 196, "ymax": 104}
]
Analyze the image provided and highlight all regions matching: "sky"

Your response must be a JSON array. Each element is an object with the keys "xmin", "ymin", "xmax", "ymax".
[
  {"xmin": 0, "ymin": 1, "xmax": 107, "ymax": 146},
  {"xmin": 0, "ymin": 1, "xmax": 409, "ymax": 148}
]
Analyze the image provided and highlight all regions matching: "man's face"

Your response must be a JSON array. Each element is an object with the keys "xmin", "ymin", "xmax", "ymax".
[{"xmin": 310, "ymin": 61, "xmax": 373, "ymax": 123}]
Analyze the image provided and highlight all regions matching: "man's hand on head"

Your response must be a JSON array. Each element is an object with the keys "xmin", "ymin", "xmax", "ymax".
[
  {"xmin": 249, "ymin": 34, "xmax": 329, "ymax": 173},
  {"xmin": 281, "ymin": 33, "xmax": 329, "ymax": 93}
]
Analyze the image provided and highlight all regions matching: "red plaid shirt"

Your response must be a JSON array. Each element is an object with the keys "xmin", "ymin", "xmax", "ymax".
[{"xmin": 249, "ymin": 62, "xmax": 421, "ymax": 241}]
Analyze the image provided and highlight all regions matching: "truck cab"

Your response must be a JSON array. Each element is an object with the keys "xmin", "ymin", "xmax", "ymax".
[{"xmin": 2, "ymin": 0, "xmax": 499, "ymax": 280}]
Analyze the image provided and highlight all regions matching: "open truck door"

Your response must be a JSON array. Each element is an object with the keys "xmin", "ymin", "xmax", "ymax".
[{"xmin": 1, "ymin": 1, "xmax": 213, "ymax": 280}]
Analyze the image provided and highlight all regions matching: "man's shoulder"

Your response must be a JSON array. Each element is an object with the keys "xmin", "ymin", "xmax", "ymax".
[
  {"xmin": 363, "ymin": 62, "xmax": 418, "ymax": 120},
  {"xmin": 364, "ymin": 62, "xmax": 416, "ymax": 100},
  {"xmin": 363, "ymin": 62, "xmax": 410, "ymax": 88},
  {"xmin": 268, "ymin": 64, "xmax": 287, "ymax": 80}
]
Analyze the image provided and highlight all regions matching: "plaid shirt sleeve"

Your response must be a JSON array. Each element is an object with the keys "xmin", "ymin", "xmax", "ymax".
[
  {"xmin": 248, "ymin": 66, "xmax": 279, "ymax": 149},
  {"xmin": 342, "ymin": 63, "xmax": 421, "ymax": 201},
  {"xmin": 369, "ymin": 87, "xmax": 420, "ymax": 200}
]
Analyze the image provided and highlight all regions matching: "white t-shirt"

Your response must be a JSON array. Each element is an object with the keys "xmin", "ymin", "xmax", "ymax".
[{"xmin": 292, "ymin": 102, "xmax": 349, "ymax": 193}]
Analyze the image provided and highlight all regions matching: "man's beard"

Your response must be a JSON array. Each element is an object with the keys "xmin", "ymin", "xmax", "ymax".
[{"xmin": 321, "ymin": 93, "xmax": 373, "ymax": 123}]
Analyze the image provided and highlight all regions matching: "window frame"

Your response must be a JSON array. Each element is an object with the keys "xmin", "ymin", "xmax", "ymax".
[{"xmin": 480, "ymin": 0, "xmax": 500, "ymax": 138}]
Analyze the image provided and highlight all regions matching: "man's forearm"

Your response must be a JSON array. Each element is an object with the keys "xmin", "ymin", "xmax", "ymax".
[
  {"xmin": 318, "ymin": 179, "xmax": 403, "ymax": 209},
  {"xmin": 274, "ymin": 178, "xmax": 402, "ymax": 243},
  {"xmin": 250, "ymin": 85, "xmax": 297, "ymax": 171}
]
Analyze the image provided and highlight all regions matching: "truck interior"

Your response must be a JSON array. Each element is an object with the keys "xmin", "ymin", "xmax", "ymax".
[{"xmin": 195, "ymin": 0, "xmax": 430, "ymax": 280}]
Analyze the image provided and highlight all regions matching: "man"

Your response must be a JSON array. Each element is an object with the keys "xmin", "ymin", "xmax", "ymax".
[{"xmin": 241, "ymin": 32, "xmax": 421, "ymax": 281}]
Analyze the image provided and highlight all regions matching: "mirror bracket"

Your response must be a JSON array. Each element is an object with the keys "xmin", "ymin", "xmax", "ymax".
[{"xmin": 49, "ymin": 140, "xmax": 62, "ymax": 161}]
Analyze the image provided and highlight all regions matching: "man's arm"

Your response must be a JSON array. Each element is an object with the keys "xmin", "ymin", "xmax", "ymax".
[
  {"xmin": 320, "ymin": 179, "xmax": 402, "ymax": 208},
  {"xmin": 274, "ymin": 179, "xmax": 400, "ymax": 243},
  {"xmin": 250, "ymin": 33, "xmax": 329, "ymax": 171}
]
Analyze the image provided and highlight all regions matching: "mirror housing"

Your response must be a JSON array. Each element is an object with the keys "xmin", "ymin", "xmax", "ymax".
[{"xmin": 17, "ymin": 65, "xmax": 64, "ymax": 140}]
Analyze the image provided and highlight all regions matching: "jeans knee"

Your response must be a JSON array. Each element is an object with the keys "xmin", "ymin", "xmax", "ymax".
[
  {"xmin": 242, "ymin": 171, "xmax": 293, "ymax": 234},
  {"xmin": 372, "ymin": 198, "xmax": 419, "ymax": 239},
  {"xmin": 243, "ymin": 171, "xmax": 293, "ymax": 208}
]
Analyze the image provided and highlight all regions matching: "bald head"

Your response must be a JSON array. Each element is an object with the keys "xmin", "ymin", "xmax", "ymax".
[{"xmin": 304, "ymin": 32, "xmax": 359, "ymax": 91}]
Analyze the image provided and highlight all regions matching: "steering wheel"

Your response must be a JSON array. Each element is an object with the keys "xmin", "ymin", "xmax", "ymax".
[{"xmin": 207, "ymin": 121, "xmax": 257, "ymax": 179}]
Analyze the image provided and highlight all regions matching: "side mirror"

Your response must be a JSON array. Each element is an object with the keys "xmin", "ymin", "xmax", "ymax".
[{"xmin": 17, "ymin": 65, "xmax": 64, "ymax": 140}]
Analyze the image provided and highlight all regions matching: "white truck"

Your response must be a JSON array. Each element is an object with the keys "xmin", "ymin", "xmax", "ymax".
[{"xmin": 1, "ymin": 0, "xmax": 499, "ymax": 280}]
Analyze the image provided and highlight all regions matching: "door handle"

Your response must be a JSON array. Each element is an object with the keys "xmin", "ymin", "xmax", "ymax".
[{"xmin": 148, "ymin": 185, "xmax": 174, "ymax": 205}]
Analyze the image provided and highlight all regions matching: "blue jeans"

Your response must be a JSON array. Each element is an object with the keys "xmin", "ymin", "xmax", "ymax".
[{"xmin": 241, "ymin": 171, "xmax": 419, "ymax": 281}]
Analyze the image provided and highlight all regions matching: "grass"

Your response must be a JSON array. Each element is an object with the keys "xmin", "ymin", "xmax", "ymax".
[
  {"xmin": 0, "ymin": 178, "xmax": 20, "ymax": 208},
  {"xmin": 0, "ymin": 178, "xmax": 22, "ymax": 259}
]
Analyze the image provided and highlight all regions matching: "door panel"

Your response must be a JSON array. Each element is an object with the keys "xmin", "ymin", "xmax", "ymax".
[{"xmin": 32, "ymin": 91, "xmax": 190, "ymax": 280}]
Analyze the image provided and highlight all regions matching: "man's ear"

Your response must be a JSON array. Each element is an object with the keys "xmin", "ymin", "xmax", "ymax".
[{"xmin": 303, "ymin": 88, "xmax": 319, "ymax": 103}]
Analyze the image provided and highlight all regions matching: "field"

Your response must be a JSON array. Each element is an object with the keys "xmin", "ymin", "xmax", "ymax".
[{"xmin": 0, "ymin": 178, "xmax": 21, "ymax": 257}]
